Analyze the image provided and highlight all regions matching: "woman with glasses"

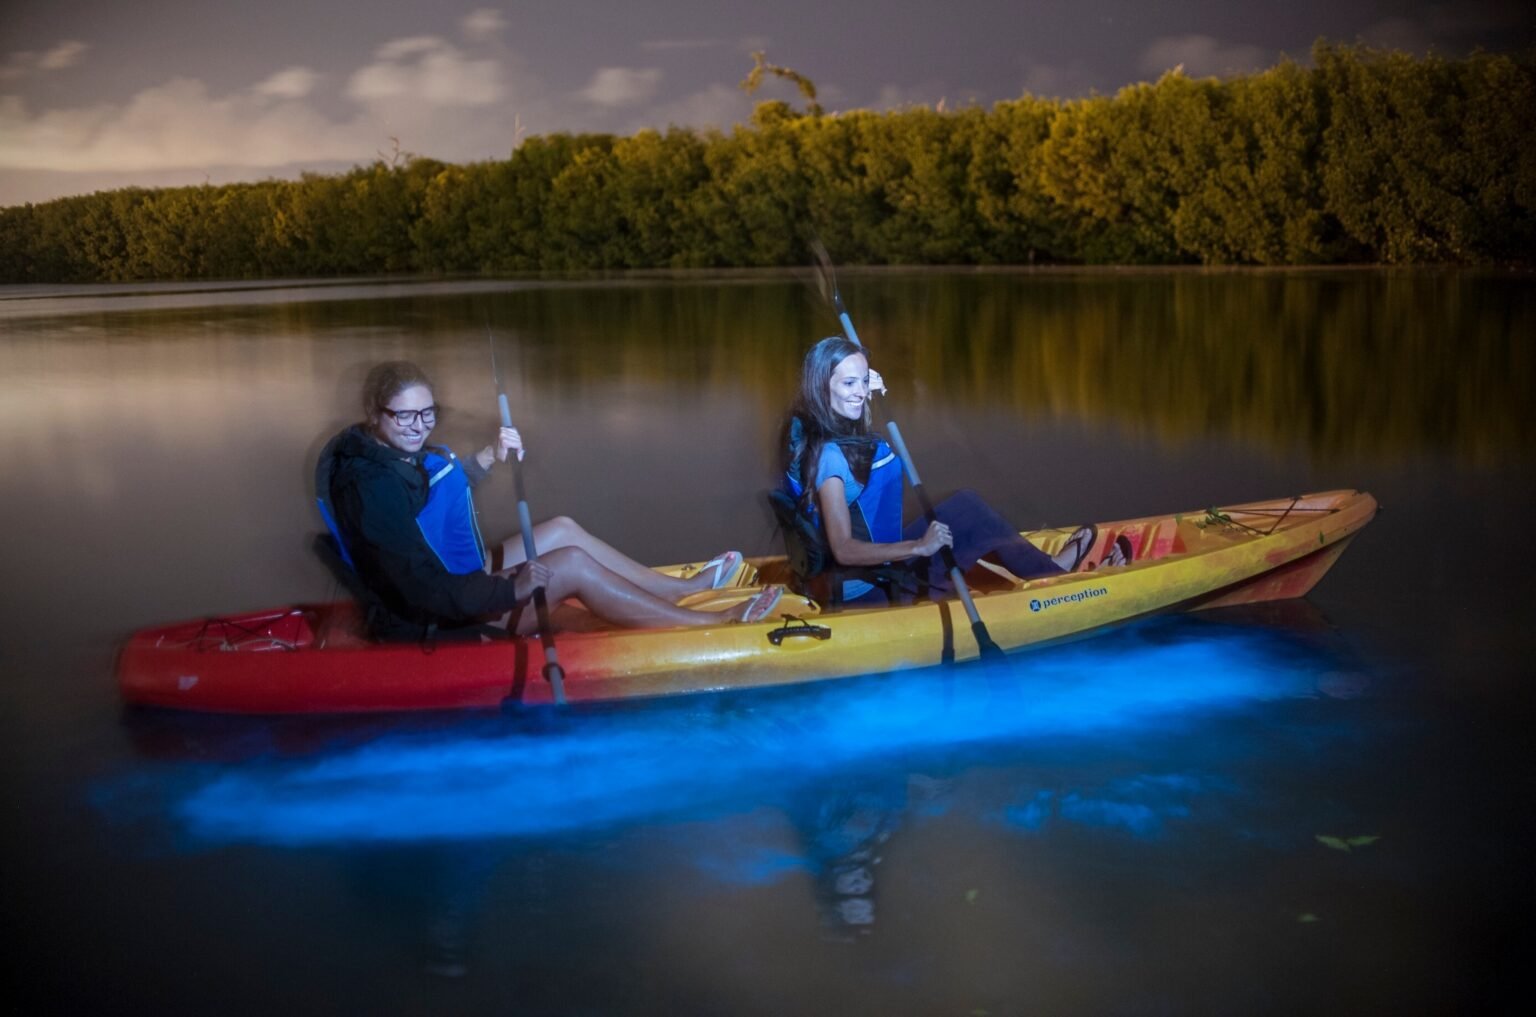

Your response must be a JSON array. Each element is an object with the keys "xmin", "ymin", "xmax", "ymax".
[{"xmin": 319, "ymin": 361, "xmax": 780, "ymax": 640}]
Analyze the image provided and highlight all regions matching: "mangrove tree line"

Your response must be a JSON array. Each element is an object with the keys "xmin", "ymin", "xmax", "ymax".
[{"xmin": 2, "ymin": 44, "xmax": 1532, "ymax": 282}]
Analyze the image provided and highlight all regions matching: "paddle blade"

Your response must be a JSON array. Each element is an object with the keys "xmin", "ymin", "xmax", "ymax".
[{"xmin": 809, "ymin": 237, "xmax": 839, "ymax": 309}]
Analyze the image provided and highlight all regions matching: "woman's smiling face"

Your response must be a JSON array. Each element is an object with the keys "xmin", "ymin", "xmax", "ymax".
[
  {"xmin": 374, "ymin": 383, "xmax": 436, "ymax": 454},
  {"xmin": 828, "ymin": 352, "xmax": 870, "ymax": 421}
]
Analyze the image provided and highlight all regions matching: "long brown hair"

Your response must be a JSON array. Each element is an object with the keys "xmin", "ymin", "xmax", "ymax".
[{"xmin": 779, "ymin": 336, "xmax": 878, "ymax": 510}]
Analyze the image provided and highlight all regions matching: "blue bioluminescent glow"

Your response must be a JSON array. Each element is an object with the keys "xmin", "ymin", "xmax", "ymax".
[
  {"xmin": 1057, "ymin": 791, "xmax": 1189, "ymax": 837},
  {"xmin": 999, "ymin": 773, "xmax": 1211, "ymax": 838},
  {"xmin": 102, "ymin": 621, "xmax": 1355, "ymax": 848},
  {"xmin": 687, "ymin": 842, "xmax": 812, "ymax": 886}
]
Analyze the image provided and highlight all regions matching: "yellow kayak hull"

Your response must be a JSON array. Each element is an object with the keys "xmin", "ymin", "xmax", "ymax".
[{"xmin": 542, "ymin": 489, "xmax": 1377, "ymax": 704}]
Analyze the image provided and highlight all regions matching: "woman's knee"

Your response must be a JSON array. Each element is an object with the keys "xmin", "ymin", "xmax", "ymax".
[
  {"xmin": 936, "ymin": 489, "xmax": 988, "ymax": 517},
  {"xmin": 544, "ymin": 545, "xmax": 590, "ymax": 569},
  {"xmin": 539, "ymin": 515, "xmax": 585, "ymax": 546},
  {"xmin": 533, "ymin": 546, "xmax": 591, "ymax": 598}
]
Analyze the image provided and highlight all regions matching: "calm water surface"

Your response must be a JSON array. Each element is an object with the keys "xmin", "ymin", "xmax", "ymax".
[{"xmin": 2, "ymin": 269, "xmax": 1533, "ymax": 1014}]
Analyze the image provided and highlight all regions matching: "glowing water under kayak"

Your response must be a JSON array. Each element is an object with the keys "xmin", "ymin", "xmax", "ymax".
[{"xmin": 117, "ymin": 490, "xmax": 1376, "ymax": 714}]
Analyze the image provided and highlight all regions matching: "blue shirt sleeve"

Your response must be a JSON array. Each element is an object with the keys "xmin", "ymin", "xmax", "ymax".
[{"xmin": 816, "ymin": 443, "xmax": 862, "ymax": 504}]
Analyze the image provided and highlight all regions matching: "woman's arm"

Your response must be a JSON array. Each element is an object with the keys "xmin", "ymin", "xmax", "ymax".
[
  {"xmin": 473, "ymin": 426, "xmax": 525, "ymax": 475},
  {"xmin": 817, "ymin": 477, "xmax": 951, "ymax": 566}
]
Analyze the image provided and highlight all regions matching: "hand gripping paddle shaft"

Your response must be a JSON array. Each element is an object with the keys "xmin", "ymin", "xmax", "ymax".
[{"xmin": 489, "ymin": 328, "xmax": 567, "ymax": 704}]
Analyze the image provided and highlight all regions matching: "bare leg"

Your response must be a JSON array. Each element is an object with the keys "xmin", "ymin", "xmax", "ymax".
[
  {"xmin": 511, "ymin": 547, "xmax": 754, "ymax": 634},
  {"xmin": 497, "ymin": 516, "xmax": 726, "ymax": 599}
]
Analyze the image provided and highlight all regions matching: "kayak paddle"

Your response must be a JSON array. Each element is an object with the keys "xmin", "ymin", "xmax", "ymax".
[
  {"xmin": 488, "ymin": 324, "xmax": 568, "ymax": 704},
  {"xmin": 809, "ymin": 239, "xmax": 1005, "ymax": 662}
]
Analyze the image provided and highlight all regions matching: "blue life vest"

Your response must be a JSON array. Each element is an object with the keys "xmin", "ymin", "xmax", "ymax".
[
  {"xmin": 784, "ymin": 438, "xmax": 904, "ymax": 603},
  {"xmin": 847, "ymin": 440, "xmax": 903, "ymax": 544},
  {"xmin": 785, "ymin": 438, "xmax": 905, "ymax": 544},
  {"xmin": 414, "ymin": 449, "xmax": 487, "ymax": 574},
  {"xmin": 316, "ymin": 439, "xmax": 486, "ymax": 576}
]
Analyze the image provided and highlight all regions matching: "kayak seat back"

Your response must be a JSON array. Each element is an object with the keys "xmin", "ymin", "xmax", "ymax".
[
  {"xmin": 766, "ymin": 490, "xmax": 925, "ymax": 611},
  {"xmin": 312, "ymin": 532, "xmax": 389, "ymax": 637},
  {"xmin": 312, "ymin": 532, "xmax": 511, "ymax": 645},
  {"xmin": 313, "ymin": 433, "xmax": 394, "ymax": 641}
]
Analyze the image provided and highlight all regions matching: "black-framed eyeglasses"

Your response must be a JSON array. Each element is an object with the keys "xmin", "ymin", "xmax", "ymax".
[{"xmin": 380, "ymin": 405, "xmax": 438, "ymax": 427}]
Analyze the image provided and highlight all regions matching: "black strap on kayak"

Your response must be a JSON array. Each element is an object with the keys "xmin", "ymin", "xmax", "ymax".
[{"xmin": 1264, "ymin": 496, "xmax": 1302, "ymax": 535}]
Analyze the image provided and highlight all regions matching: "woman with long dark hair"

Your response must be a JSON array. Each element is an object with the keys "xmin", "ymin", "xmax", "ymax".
[{"xmin": 780, "ymin": 336, "xmax": 1124, "ymax": 606}]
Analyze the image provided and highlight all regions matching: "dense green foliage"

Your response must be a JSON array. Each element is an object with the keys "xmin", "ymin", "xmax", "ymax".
[{"xmin": 3, "ymin": 45, "xmax": 1532, "ymax": 282}]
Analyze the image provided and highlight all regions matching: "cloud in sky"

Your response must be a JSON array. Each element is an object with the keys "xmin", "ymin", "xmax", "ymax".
[
  {"xmin": 579, "ymin": 67, "xmax": 663, "ymax": 108},
  {"xmin": 2, "ymin": 39, "xmax": 89, "ymax": 81},
  {"xmin": 0, "ymin": 77, "xmax": 366, "ymax": 172},
  {"xmin": 347, "ymin": 37, "xmax": 503, "ymax": 105},
  {"xmin": 0, "ymin": 24, "xmax": 714, "ymax": 182},
  {"xmin": 461, "ymin": 8, "xmax": 507, "ymax": 42},
  {"xmin": 254, "ymin": 67, "xmax": 319, "ymax": 100},
  {"xmin": 0, "ymin": 31, "xmax": 523, "ymax": 175},
  {"xmin": 1138, "ymin": 35, "xmax": 1270, "ymax": 78},
  {"xmin": 636, "ymin": 83, "xmax": 751, "ymax": 133},
  {"xmin": 38, "ymin": 39, "xmax": 89, "ymax": 71}
]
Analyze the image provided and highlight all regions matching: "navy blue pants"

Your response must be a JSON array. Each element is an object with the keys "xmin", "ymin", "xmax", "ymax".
[{"xmin": 850, "ymin": 489, "xmax": 1061, "ymax": 605}]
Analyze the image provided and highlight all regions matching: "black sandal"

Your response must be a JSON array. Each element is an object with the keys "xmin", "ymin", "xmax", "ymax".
[
  {"xmin": 1102, "ymin": 534, "xmax": 1133, "ymax": 568},
  {"xmin": 1063, "ymin": 524, "xmax": 1097, "ymax": 572}
]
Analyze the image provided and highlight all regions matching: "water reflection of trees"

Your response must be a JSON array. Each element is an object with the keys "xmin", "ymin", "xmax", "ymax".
[
  {"xmin": 16, "ymin": 270, "xmax": 1528, "ymax": 466},
  {"xmin": 473, "ymin": 270, "xmax": 1533, "ymax": 465}
]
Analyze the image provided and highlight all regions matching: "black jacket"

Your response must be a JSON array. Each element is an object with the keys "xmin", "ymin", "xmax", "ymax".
[{"xmin": 320, "ymin": 426, "xmax": 522, "ymax": 635}]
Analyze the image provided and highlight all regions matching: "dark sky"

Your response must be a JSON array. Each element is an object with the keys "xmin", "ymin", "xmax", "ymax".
[{"xmin": 1, "ymin": 1, "xmax": 1531, "ymax": 205}]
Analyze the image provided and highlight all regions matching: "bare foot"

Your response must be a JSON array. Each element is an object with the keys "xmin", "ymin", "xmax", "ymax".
[{"xmin": 729, "ymin": 585, "xmax": 784, "ymax": 624}]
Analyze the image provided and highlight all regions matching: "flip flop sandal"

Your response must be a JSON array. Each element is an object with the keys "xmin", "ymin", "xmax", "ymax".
[
  {"xmin": 695, "ymin": 550, "xmax": 743, "ymax": 589},
  {"xmin": 1103, "ymin": 534, "xmax": 1134, "ymax": 568},
  {"xmin": 1063, "ymin": 524, "xmax": 1097, "ymax": 572},
  {"xmin": 742, "ymin": 585, "xmax": 785, "ymax": 624}
]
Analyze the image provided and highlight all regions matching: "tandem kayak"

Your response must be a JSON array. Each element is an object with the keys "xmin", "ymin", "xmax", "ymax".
[{"xmin": 117, "ymin": 490, "xmax": 1376, "ymax": 715}]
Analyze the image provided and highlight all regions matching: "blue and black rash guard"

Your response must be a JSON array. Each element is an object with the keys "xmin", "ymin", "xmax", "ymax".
[
  {"xmin": 319, "ymin": 425, "xmax": 524, "ymax": 634},
  {"xmin": 785, "ymin": 437, "xmax": 905, "ymax": 600}
]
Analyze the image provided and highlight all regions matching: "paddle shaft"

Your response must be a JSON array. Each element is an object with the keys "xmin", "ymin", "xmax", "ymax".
[
  {"xmin": 883, "ymin": 421, "xmax": 1001, "ymax": 659},
  {"xmin": 829, "ymin": 282, "xmax": 1004, "ymax": 660},
  {"xmin": 496, "ymin": 384, "xmax": 568, "ymax": 705}
]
